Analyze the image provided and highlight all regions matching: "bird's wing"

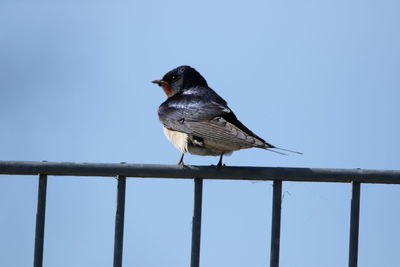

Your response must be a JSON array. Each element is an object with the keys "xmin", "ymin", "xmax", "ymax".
[
  {"xmin": 185, "ymin": 116, "xmax": 267, "ymax": 148},
  {"xmin": 159, "ymin": 96, "xmax": 270, "ymax": 148}
]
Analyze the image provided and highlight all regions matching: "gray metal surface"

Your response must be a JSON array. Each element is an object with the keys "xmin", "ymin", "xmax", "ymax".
[
  {"xmin": 270, "ymin": 180, "xmax": 282, "ymax": 267},
  {"xmin": 113, "ymin": 176, "xmax": 126, "ymax": 267},
  {"xmin": 348, "ymin": 182, "xmax": 361, "ymax": 267},
  {"xmin": 1, "ymin": 161, "xmax": 400, "ymax": 184},
  {"xmin": 3, "ymin": 160, "xmax": 399, "ymax": 267},
  {"xmin": 191, "ymin": 178, "xmax": 203, "ymax": 267},
  {"xmin": 34, "ymin": 174, "xmax": 47, "ymax": 267}
]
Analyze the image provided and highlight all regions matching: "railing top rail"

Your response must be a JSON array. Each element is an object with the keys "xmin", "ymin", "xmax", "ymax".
[{"xmin": 0, "ymin": 161, "xmax": 399, "ymax": 184}]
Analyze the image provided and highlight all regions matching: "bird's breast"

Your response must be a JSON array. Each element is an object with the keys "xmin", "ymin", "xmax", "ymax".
[{"xmin": 163, "ymin": 127, "xmax": 188, "ymax": 153}]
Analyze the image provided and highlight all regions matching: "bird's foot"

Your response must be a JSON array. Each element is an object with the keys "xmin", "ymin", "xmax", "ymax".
[
  {"xmin": 216, "ymin": 154, "xmax": 224, "ymax": 168},
  {"xmin": 178, "ymin": 153, "xmax": 185, "ymax": 166}
]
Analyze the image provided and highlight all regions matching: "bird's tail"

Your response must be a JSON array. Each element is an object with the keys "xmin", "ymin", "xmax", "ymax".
[{"xmin": 264, "ymin": 144, "xmax": 302, "ymax": 156}]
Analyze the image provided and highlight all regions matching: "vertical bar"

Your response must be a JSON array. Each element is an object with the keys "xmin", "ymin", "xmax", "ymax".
[
  {"xmin": 34, "ymin": 174, "xmax": 47, "ymax": 267},
  {"xmin": 348, "ymin": 182, "xmax": 361, "ymax": 267},
  {"xmin": 270, "ymin": 180, "xmax": 282, "ymax": 267},
  {"xmin": 191, "ymin": 178, "xmax": 203, "ymax": 267},
  {"xmin": 114, "ymin": 175, "xmax": 127, "ymax": 267}
]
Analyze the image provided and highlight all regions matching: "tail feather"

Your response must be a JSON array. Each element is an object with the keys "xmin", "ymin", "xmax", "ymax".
[
  {"xmin": 265, "ymin": 148, "xmax": 288, "ymax": 155},
  {"xmin": 273, "ymin": 147, "xmax": 302, "ymax": 155},
  {"xmin": 263, "ymin": 143, "xmax": 302, "ymax": 155}
]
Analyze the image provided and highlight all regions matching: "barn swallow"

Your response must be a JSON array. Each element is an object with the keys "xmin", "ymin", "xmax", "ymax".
[{"xmin": 153, "ymin": 65, "xmax": 300, "ymax": 167}]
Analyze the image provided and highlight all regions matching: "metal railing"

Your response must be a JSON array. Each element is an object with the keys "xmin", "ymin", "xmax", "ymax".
[{"xmin": 1, "ymin": 161, "xmax": 400, "ymax": 267}]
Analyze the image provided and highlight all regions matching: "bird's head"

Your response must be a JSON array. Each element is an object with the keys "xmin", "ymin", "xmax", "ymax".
[{"xmin": 152, "ymin": 65, "xmax": 208, "ymax": 97}]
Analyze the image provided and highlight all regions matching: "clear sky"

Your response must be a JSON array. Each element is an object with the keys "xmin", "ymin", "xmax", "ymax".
[{"xmin": 1, "ymin": 0, "xmax": 399, "ymax": 266}]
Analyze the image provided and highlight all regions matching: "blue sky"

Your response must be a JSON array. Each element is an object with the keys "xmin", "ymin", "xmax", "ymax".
[{"xmin": 0, "ymin": 0, "xmax": 399, "ymax": 266}]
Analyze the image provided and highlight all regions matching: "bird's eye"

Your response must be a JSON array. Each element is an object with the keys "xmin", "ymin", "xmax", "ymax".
[{"xmin": 171, "ymin": 75, "xmax": 178, "ymax": 82}]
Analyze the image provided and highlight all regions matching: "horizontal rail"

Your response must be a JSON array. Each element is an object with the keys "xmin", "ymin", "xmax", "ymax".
[{"xmin": 0, "ymin": 161, "xmax": 399, "ymax": 184}]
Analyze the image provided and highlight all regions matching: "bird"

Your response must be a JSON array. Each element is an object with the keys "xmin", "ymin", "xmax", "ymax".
[{"xmin": 152, "ymin": 65, "xmax": 300, "ymax": 167}]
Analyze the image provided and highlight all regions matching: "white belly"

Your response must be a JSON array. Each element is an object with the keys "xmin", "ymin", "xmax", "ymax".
[{"xmin": 163, "ymin": 127, "xmax": 188, "ymax": 153}]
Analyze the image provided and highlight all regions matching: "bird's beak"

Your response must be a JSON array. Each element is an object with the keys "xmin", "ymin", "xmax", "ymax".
[{"xmin": 152, "ymin": 80, "xmax": 168, "ymax": 86}]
